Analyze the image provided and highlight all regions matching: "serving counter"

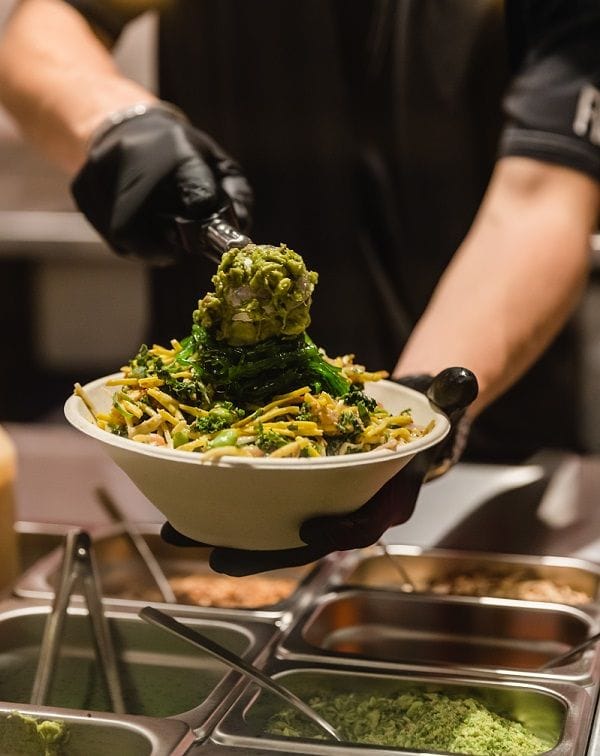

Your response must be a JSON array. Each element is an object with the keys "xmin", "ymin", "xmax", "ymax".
[{"xmin": 4, "ymin": 421, "xmax": 600, "ymax": 755}]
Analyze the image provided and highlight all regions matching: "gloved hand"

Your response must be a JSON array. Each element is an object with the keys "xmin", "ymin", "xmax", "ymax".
[
  {"xmin": 161, "ymin": 367, "xmax": 479, "ymax": 576},
  {"xmin": 395, "ymin": 368, "xmax": 477, "ymax": 481},
  {"xmin": 71, "ymin": 106, "xmax": 253, "ymax": 264}
]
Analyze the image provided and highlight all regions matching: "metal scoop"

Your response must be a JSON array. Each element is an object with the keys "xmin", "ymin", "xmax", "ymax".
[
  {"xmin": 170, "ymin": 204, "xmax": 252, "ymax": 263},
  {"xmin": 538, "ymin": 630, "xmax": 600, "ymax": 671},
  {"xmin": 139, "ymin": 606, "xmax": 342, "ymax": 742},
  {"xmin": 377, "ymin": 540, "xmax": 417, "ymax": 592}
]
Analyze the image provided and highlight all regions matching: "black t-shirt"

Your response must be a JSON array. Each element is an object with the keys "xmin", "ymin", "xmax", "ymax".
[{"xmin": 63, "ymin": 0, "xmax": 600, "ymax": 461}]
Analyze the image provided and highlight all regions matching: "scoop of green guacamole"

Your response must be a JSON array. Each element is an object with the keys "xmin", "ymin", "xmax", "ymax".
[
  {"xmin": 194, "ymin": 244, "xmax": 318, "ymax": 345},
  {"xmin": 0, "ymin": 712, "xmax": 68, "ymax": 756}
]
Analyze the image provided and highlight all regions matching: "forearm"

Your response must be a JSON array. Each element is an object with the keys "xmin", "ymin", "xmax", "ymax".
[
  {"xmin": 0, "ymin": 0, "xmax": 157, "ymax": 174},
  {"xmin": 394, "ymin": 157, "xmax": 600, "ymax": 416}
]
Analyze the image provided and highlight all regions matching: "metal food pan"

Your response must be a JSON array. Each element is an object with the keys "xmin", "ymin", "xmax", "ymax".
[
  {"xmin": 337, "ymin": 545, "xmax": 600, "ymax": 608},
  {"xmin": 0, "ymin": 597, "xmax": 275, "ymax": 738},
  {"xmin": 183, "ymin": 743, "xmax": 278, "ymax": 755},
  {"xmin": 585, "ymin": 694, "xmax": 600, "ymax": 756},
  {"xmin": 211, "ymin": 660, "xmax": 591, "ymax": 755},
  {"xmin": 13, "ymin": 524, "xmax": 334, "ymax": 618},
  {"xmin": 0, "ymin": 702, "xmax": 195, "ymax": 756},
  {"xmin": 14, "ymin": 521, "xmax": 80, "ymax": 575},
  {"xmin": 277, "ymin": 587, "xmax": 600, "ymax": 684}
]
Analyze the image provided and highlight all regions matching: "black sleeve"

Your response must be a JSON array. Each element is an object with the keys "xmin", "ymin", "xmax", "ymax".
[
  {"xmin": 500, "ymin": 0, "xmax": 600, "ymax": 182},
  {"xmin": 60, "ymin": 0, "xmax": 157, "ymax": 44}
]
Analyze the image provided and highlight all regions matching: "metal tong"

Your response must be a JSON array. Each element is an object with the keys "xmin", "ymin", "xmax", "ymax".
[
  {"xmin": 95, "ymin": 487, "xmax": 177, "ymax": 604},
  {"xmin": 30, "ymin": 529, "xmax": 125, "ymax": 713},
  {"xmin": 170, "ymin": 203, "xmax": 252, "ymax": 263}
]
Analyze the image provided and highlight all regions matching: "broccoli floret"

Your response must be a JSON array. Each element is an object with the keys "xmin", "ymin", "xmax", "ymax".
[
  {"xmin": 191, "ymin": 402, "xmax": 245, "ymax": 433},
  {"xmin": 255, "ymin": 425, "xmax": 289, "ymax": 453},
  {"xmin": 128, "ymin": 339, "xmax": 213, "ymax": 406}
]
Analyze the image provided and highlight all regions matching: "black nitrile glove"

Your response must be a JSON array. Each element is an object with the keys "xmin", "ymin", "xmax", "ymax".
[
  {"xmin": 71, "ymin": 108, "xmax": 253, "ymax": 264},
  {"xmin": 161, "ymin": 367, "xmax": 479, "ymax": 576}
]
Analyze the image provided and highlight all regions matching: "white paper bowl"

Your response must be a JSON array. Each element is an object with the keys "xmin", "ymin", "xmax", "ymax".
[{"xmin": 64, "ymin": 376, "xmax": 450, "ymax": 550}]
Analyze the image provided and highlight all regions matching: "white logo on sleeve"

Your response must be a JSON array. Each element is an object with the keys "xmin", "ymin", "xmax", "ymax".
[{"xmin": 573, "ymin": 85, "xmax": 600, "ymax": 146}]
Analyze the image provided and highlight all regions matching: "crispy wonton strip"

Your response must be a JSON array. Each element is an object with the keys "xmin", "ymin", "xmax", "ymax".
[
  {"xmin": 74, "ymin": 383, "xmax": 98, "ymax": 421},
  {"xmin": 234, "ymin": 387, "xmax": 310, "ymax": 427}
]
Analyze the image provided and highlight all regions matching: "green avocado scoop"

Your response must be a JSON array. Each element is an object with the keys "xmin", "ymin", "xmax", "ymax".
[{"xmin": 194, "ymin": 243, "xmax": 318, "ymax": 345}]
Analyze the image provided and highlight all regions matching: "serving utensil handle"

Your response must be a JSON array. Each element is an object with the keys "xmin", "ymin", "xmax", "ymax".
[
  {"xmin": 169, "ymin": 203, "xmax": 251, "ymax": 262},
  {"xmin": 426, "ymin": 367, "xmax": 479, "ymax": 416},
  {"xmin": 539, "ymin": 630, "xmax": 600, "ymax": 670},
  {"xmin": 31, "ymin": 530, "xmax": 125, "ymax": 714},
  {"xmin": 139, "ymin": 606, "xmax": 342, "ymax": 742}
]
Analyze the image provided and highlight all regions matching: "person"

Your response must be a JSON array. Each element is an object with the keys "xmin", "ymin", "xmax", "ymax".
[{"xmin": 0, "ymin": 0, "xmax": 598, "ymax": 573}]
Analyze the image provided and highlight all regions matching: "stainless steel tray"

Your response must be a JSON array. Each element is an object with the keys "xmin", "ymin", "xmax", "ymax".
[
  {"xmin": 13, "ymin": 524, "xmax": 335, "ymax": 620},
  {"xmin": 0, "ymin": 596, "xmax": 276, "ymax": 738},
  {"xmin": 336, "ymin": 545, "xmax": 600, "ymax": 608},
  {"xmin": 0, "ymin": 702, "xmax": 195, "ymax": 756},
  {"xmin": 585, "ymin": 692, "xmax": 600, "ymax": 755},
  {"xmin": 14, "ymin": 521, "xmax": 78, "ymax": 574},
  {"xmin": 9, "ymin": 537, "xmax": 600, "ymax": 753},
  {"xmin": 277, "ymin": 586, "xmax": 600, "ymax": 685},
  {"xmin": 211, "ymin": 660, "xmax": 593, "ymax": 755}
]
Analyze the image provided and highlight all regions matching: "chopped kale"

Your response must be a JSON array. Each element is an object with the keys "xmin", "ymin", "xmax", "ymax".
[
  {"xmin": 336, "ymin": 409, "xmax": 364, "ymax": 437},
  {"xmin": 187, "ymin": 325, "xmax": 350, "ymax": 407},
  {"xmin": 107, "ymin": 423, "xmax": 128, "ymax": 437},
  {"xmin": 128, "ymin": 340, "xmax": 212, "ymax": 406},
  {"xmin": 343, "ymin": 383, "xmax": 378, "ymax": 425},
  {"xmin": 344, "ymin": 383, "xmax": 377, "ymax": 411}
]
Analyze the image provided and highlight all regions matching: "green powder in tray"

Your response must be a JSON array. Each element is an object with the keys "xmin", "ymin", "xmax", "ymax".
[{"xmin": 265, "ymin": 690, "xmax": 554, "ymax": 755}]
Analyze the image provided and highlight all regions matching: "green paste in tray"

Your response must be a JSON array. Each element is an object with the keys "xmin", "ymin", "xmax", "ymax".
[{"xmin": 0, "ymin": 712, "xmax": 68, "ymax": 756}]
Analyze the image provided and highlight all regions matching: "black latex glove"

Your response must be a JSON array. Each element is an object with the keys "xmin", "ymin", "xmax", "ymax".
[
  {"xmin": 161, "ymin": 367, "xmax": 479, "ymax": 576},
  {"xmin": 71, "ymin": 108, "xmax": 253, "ymax": 264}
]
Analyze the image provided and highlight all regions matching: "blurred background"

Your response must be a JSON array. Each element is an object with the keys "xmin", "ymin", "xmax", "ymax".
[
  {"xmin": 0, "ymin": 0, "xmax": 157, "ymax": 422},
  {"xmin": 0, "ymin": 0, "xmax": 600, "ymax": 456}
]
